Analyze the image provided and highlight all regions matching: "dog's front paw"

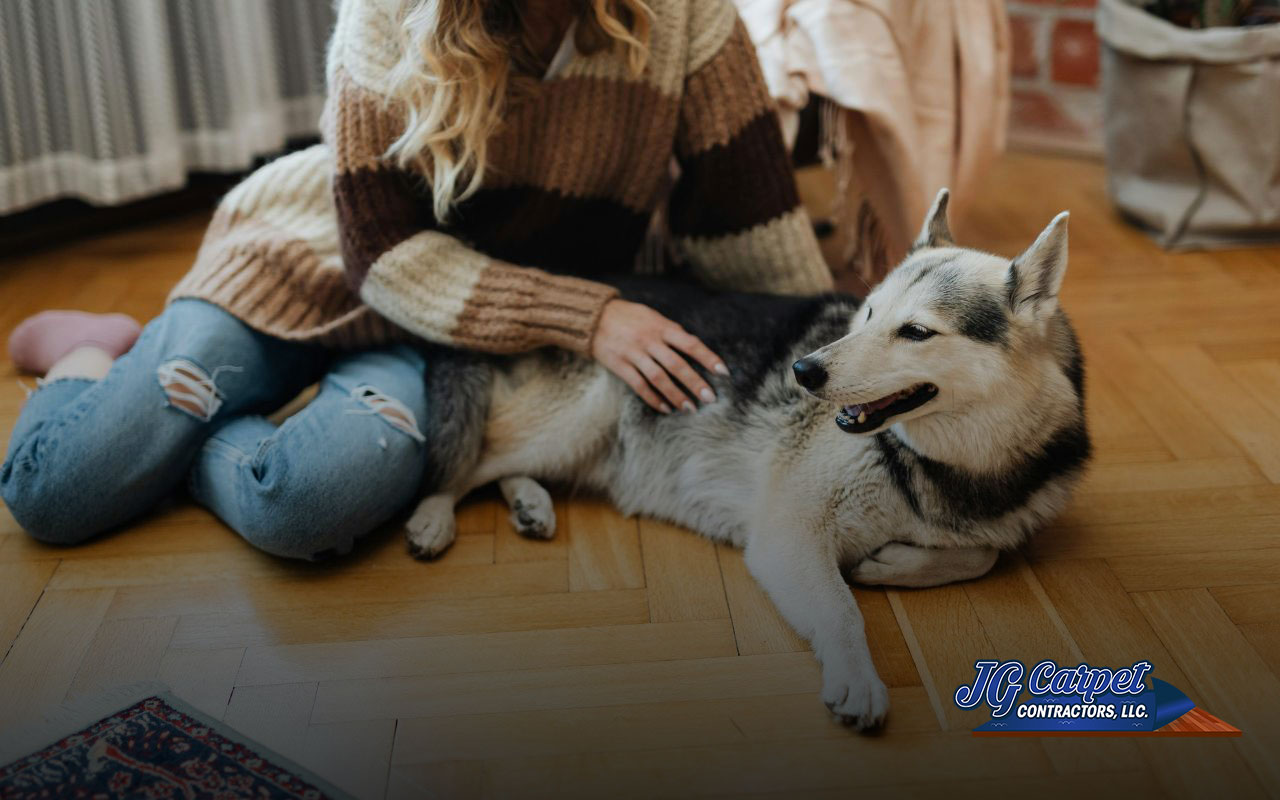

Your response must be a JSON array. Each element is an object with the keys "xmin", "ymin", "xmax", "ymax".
[
  {"xmin": 850, "ymin": 542, "xmax": 924, "ymax": 586},
  {"xmin": 500, "ymin": 477, "xmax": 556, "ymax": 540},
  {"xmin": 822, "ymin": 665, "xmax": 889, "ymax": 730},
  {"xmin": 511, "ymin": 497, "xmax": 556, "ymax": 539},
  {"xmin": 406, "ymin": 495, "xmax": 457, "ymax": 560},
  {"xmin": 851, "ymin": 543, "xmax": 999, "ymax": 588}
]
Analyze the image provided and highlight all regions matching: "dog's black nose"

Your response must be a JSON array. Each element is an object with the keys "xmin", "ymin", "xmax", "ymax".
[{"xmin": 792, "ymin": 358, "xmax": 828, "ymax": 390}]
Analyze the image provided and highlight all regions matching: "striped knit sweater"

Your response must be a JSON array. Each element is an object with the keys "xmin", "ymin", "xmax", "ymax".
[{"xmin": 170, "ymin": 0, "xmax": 832, "ymax": 354}]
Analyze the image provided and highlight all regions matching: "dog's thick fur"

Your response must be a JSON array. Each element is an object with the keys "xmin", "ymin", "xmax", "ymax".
[{"xmin": 404, "ymin": 191, "xmax": 1091, "ymax": 728}]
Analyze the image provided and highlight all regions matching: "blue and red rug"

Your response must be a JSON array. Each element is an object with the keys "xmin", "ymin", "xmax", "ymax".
[{"xmin": 0, "ymin": 694, "xmax": 351, "ymax": 799}]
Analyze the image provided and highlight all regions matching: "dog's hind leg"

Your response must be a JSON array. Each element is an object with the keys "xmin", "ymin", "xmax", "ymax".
[
  {"xmin": 849, "ymin": 543, "xmax": 998, "ymax": 588},
  {"xmin": 498, "ymin": 476, "xmax": 556, "ymax": 539}
]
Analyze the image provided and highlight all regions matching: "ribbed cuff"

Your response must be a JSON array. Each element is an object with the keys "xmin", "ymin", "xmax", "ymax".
[{"xmin": 456, "ymin": 264, "xmax": 619, "ymax": 355}]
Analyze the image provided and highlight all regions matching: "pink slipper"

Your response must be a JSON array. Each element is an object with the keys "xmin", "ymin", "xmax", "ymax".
[{"xmin": 7, "ymin": 311, "xmax": 142, "ymax": 374}]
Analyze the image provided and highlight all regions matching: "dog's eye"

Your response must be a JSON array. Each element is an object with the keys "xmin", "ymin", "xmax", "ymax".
[{"xmin": 897, "ymin": 323, "xmax": 936, "ymax": 341}]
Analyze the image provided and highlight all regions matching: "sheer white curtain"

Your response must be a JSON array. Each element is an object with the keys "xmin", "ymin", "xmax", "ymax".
[{"xmin": 0, "ymin": 0, "xmax": 334, "ymax": 214}]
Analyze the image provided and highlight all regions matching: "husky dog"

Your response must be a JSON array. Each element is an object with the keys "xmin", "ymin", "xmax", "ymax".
[{"xmin": 404, "ymin": 190, "xmax": 1091, "ymax": 729}]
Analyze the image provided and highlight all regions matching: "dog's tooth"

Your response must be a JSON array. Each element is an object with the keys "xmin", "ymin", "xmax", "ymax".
[{"xmin": 857, "ymin": 411, "xmax": 867, "ymax": 424}]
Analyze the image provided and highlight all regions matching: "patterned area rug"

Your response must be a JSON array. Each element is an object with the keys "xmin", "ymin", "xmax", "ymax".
[{"xmin": 0, "ymin": 694, "xmax": 351, "ymax": 799}]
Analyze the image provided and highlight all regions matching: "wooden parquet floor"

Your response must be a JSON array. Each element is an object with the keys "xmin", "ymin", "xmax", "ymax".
[{"xmin": 1, "ymin": 152, "xmax": 1279, "ymax": 798}]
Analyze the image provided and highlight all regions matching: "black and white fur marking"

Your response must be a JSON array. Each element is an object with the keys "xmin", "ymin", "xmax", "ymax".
[{"xmin": 404, "ymin": 189, "xmax": 1091, "ymax": 730}]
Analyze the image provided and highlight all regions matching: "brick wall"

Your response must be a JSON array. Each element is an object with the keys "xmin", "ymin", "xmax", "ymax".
[{"xmin": 1008, "ymin": 0, "xmax": 1104, "ymax": 156}]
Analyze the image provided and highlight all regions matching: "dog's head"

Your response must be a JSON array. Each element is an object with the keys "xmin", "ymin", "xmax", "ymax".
[{"xmin": 794, "ymin": 189, "xmax": 1079, "ymax": 437}]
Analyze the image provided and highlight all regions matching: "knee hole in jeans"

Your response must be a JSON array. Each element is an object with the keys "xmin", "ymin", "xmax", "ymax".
[
  {"xmin": 346, "ymin": 385, "xmax": 425, "ymax": 443},
  {"xmin": 156, "ymin": 358, "xmax": 241, "ymax": 422}
]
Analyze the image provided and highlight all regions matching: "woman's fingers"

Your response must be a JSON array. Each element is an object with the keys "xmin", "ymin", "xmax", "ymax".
[
  {"xmin": 634, "ymin": 353, "xmax": 697, "ymax": 412},
  {"xmin": 590, "ymin": 301, "xmax": 729, "ymax": 412},
  {"xmin": 663, "ymin": 327, "xmax": 728, "ymax": 377},
  {"xmin": 648, "ymin": 343, "xmax": 716, "ymax": 405},
  {"xmin": 614, "ymin": 361, "xmax": 671, "ymax": 414}
]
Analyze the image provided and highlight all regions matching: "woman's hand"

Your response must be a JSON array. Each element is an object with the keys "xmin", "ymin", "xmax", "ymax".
[{"xmin": 591, "ymin": 299, "xmax": 728, "ymax": 413}]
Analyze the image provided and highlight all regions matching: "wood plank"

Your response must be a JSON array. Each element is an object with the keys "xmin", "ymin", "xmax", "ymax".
[
  {"xmin": 0, "ymin": 560, "xmax": 56, "ymax": 659},
  {"xmin": 1209, "ymin": 340, "xmax": 1280, "ymax": 363},
  {"xmin": 1226, "ymin": 360, "xmax": 1280, "ymax": 423},
  {"xmin": 157, "ymin": 647, "xmax": 245, "ymax": 721},
  {"xmin": 1032, "ymin": 559, "xmax": 1192, "ymax": 688},
  {"xmin": 1133, "ymin": 588, "xmax": 1280, "ymax": 791},
  {"xmin": 1211, "ymin": 585, "xmax": 1280, "ymax": 625},
  {"xmin": 1132, "ymin": 739, "xmax": 1268, "ymax": 800},
  {"xmin": 43, "ymin": 529, "xmax": 496, "ymax": 589},
  {"xmin": 1087, "ymin": 335, "xmax": 1240, "ymax": 460},
  {"xmin": 1078, "ymin": 457, "xmax": 1266, "ymax": 495},
  {"xmin": 1239, "ymin": 623, "xmax": 1280, "ymax": 677},
  {"xmin": 963, "ymin": 554, "xmax": 1083, "ymax": 665},
  {"xmin": 1146, "ymin": 344, "xmax": 1280, "ymax": 481},
  {"xmin": 298, "ymin": 718, "xmax": 396, "ymax": 800},
  {"xmin": 106, "ymin": 558, "xmax": 568, "ymax": 620},
  {"xmin": 464, "ymin": 736, "xmax": 1054, "ymax": 800},
  {"xmin": 566, "ymin": 499, "xmax": 644, "ymax": 591},
  {"xmin": 1108, "ymin": 548, "xmax": 1280, "ymax": 592},
  {"xmin": 1029, "ymin": 514, "xmax": 1280, "ymax": 561},
  {"xmin": 0, "ymin": 588, "xmax": 114, "ymax": 726},
  {"xmin": 311, "ymin": 651, "xmax": 823, "ymax": 724},
  {"xmin": 387, "ymin": 762, "xmax": 482, "ymax": 800},
  {"xmin": 1084, "ymin": 372, "xmax": 1174, "ymax": 464},
  {"xmin": 887, "ymin": 582, "xmax": 993, "ymax": 731},
  {"xmin": 725, "ymin": 685, "xmax": 938, "ymax": 740},
  {"xmin": 638, "ymin": 519, "xmax": 729, "ymax": 623},
  {"xmin": 170, "ymin": 588, "xmax": 651, "ymax": 649},
  {"xmin": 393, "ymin": 697, "xmax": 746, "ymax": 765},
  {"xmin": 48, "ymin": 550, "xmax": 296, "ymax": 589},
  {"xmin": 391, "ymin": 687, "xmax": 939, "ymax": 766},
  {"xmin": 852, "ymin": 587, "xmax": 921, "ymax": 689},
  {"xmin": 0, "ymin": 503, "xmax": 21, "ymax": 537},
  {"xmin": 0, "ymin": 505, "xmax": 241, "ymax": 564},
  {"xmin": 1130, "ymin": 316, "xmax": 1280, "ymax": 349},
  {"xmin": 454, "ymin": 495, "xmax": 499, "ymax": 536},
  {"xmin": 222, "ymin": 681, "xmax": 317, "ymax": 765},
  {"xmin": 707, "ymin": 772, "xmax": 1168, "ymax": 800},
  {"xmin": 715, "ymin": 544, "xmax": 807, "ymax": 656},
  {"xmin": 1052, "ymin": 484, "xmax": 1280, "ymax": 530},
  {"xmin": 65, "ymin": 616, "xmax": 176, "ymax": 700},
  {"xmin": 236, "ymin": 619, "xmax": 736, "ymax": 687}
]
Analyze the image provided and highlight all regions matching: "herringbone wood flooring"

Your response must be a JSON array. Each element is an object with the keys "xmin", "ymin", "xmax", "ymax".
[{"xmin": 1, "ymin": 153, "xmax": 1278, "ymax": 798}]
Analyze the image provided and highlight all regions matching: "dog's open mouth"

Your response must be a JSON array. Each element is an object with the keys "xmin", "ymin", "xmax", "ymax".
[{"xmin": 835, "ymin": 383, "xmax": 938, "ymax": 434}]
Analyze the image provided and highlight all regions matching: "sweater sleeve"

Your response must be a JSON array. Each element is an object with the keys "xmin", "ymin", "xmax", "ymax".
[
  {"xmin": 324, "ymin": 0, "xmax": 617, "ymax": 354},
  {"xmin": 670, "ymin": 11, "xmax": 833, "ymax": 295}
]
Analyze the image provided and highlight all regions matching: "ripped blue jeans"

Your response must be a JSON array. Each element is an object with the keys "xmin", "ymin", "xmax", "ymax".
[{"xmin": 1, "ymin": 299, "xmax": 429, "ymax": 559}]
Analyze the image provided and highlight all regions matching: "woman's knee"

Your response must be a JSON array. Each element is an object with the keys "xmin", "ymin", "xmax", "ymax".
[
  {"xmin": 226, "ymin": 443, "xmax": 424, "ymax": 561},
  {"xmin": 142, "ymin": 300, "xmax": 325, "ymax": 420},
  {"xmin": 230, "ymin": 508, "xmax": 356, "ymax": 561},
  {"xmin": 1, "ymin": 458, "xmax": 99, "ymax": 545},
  {"xmin": 228, "ymin": 478, "xmax": 405, "ymax": 561}
]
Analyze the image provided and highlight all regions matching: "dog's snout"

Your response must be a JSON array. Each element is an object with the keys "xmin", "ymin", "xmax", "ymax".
[{"xmin": 792, "ymin": 358, "xmax": 828, "ymax": 390}]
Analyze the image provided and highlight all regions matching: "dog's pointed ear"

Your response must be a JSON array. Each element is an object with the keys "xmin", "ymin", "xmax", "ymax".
[
  {"xmin": 912, "ymin": 188, "xmax": 954, "ymax": 250},
  {"xmin": 1007, "ymin": 211, "xmax": 1069, "ymax": 317}
]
